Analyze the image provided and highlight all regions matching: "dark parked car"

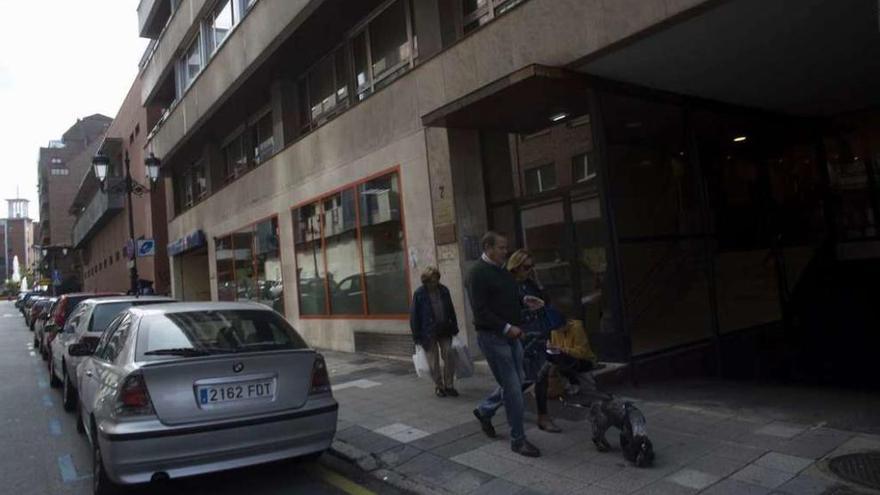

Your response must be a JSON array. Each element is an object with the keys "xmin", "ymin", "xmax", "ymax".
[
  {"xmin": 26, "ymin": 296, "xmax": 48, "ymax": 329},
  {"xmin": 33, "ymin": 298, "xmax": 58, "ymax": 355}
]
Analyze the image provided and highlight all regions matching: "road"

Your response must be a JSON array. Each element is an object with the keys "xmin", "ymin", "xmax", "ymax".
[{"xmin": 0, "ymin": 301, "xmax": 399, "ymax": 495}]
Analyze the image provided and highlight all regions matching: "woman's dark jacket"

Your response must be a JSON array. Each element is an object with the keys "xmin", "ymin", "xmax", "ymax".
[{"xmin": 409, "ymin": 284, "xmax": 459, "ymax": 345}]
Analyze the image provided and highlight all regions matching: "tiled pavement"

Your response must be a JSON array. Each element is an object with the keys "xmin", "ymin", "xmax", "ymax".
[{"xmin": 322, "ymin": 350, "xmax": 880, "ymax": 495}]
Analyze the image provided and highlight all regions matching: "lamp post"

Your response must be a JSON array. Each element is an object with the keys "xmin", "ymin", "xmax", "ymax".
[{"xmin": 92, "ymin": 151, "xmax": 161, "ymax": 295}]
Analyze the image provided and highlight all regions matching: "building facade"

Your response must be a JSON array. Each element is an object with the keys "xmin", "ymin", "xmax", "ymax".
[
  {"xmin": 38, "ymin": 115, "xmax": 112, "ymax": 293},
  {"xmin": 137, "ymin": 0, "xmax": 880, "ymax": 379},
  {"xmin": 71, "ymin": 78, "xmax": 171, "ymax": 295},
  {"xmin": 1, "ymin": 199, "xmax": 35, "ymax": 284}
]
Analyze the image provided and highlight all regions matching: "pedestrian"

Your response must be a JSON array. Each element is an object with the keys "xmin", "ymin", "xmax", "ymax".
[
  {"xmin": 469, "ymin": 231, "xmax": 542, "ymax": 458},
  {"xmin": 409, "ymin": 266, "xmax": 459, "ymax": 397},
  {"xmin": 477, "ymin": 249, "xmax": 563, "ymax": 433}
]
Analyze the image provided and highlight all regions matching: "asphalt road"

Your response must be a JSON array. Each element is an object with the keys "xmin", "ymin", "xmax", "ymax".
[{"xmin": 0, "ymin": 301, "xmax": 399, "ymax": 495}]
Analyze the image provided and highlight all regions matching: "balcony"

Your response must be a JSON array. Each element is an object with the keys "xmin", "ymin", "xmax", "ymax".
[
  {"xmin": 138, "ymin": 0, "xmax": 174, "ymax": 38},
  {"xmin": 71, "ymin": 178, "xmax": 125, "ymax": 249}
]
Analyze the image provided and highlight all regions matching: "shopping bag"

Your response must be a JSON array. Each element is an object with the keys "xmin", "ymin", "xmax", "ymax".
[
  {"xmin": 413, "ymin": 346, "xmax": 430, "ymax": 378},
  {"xmin": 451, "ymin": 336, "xmax": 474, "ymax": 379}
]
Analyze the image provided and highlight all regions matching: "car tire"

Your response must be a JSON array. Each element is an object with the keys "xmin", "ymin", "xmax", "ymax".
[
  {"xmin": 48, "ymin": 357, "xmax": 62, "ymax": 388},
  {"xmin": 62, "ymin": 370, "xmax": 77, "ymax": 412},
  {"xmin": 33, "ymin": 336, "xmax": 38, "ymax": 349},
  {"xmin": 40, "ymin": 339, "xmax": 49, "ymax": 361},
  {"xmin": 92, "ymin": 428, "xmax": 121, "ymax": 495}
]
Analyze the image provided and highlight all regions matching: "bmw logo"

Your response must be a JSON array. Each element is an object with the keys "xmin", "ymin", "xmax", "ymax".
[{"xmin": 232, "ymin": 362, "xmax": 244, "ymax": 373}]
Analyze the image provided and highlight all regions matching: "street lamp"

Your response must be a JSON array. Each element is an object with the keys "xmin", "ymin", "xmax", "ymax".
[{"xmin": 91, "ymin": 150, "xmax": 161, "ymax": 295}]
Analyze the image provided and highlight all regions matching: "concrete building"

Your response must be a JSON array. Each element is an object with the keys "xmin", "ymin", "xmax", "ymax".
[
  {"xmin": 71, "ymin": 78, "xmax": 171, "ymax": 295},
  {"xmin": 1, "ymin": 199, "xmax": 35, "ymax": 283},
  {"xmin": 38, "ymin": 114, "xmax": 112, "ymax": 293},
  {"xmin": 137, "ymin": 0, "xmax": 880, "ymax": 380}
]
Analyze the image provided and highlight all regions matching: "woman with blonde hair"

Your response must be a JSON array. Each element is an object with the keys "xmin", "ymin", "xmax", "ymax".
[{"xmin": 410, "ymin": 266, "xmax": 459, "ymax": 397}]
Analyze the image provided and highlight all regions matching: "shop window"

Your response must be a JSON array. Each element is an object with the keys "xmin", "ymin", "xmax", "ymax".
[
  {"xmin": 524, "ymin": 163, "xmax": 557, "ymax": 195},
  {"xmin": 572, "ymin": 153, "xmax": 596, "ymax": 183},
  {"xmin": 292, "ymin": 171, "xmax": 409, "ymax": 317},
  {"xmin": 214, "ymin": 217, "xmax": 283, "ymax": 311}
]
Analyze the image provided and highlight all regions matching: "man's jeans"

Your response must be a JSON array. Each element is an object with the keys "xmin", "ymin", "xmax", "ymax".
[{"xmin": 476, "ymin": 331, "xmax": 526, "ymax": 445}]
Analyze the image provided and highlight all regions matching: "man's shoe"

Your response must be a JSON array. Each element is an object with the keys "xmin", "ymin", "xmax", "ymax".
[
  {"xmin": 473, "ymin": 408, "xmax": 496, "ymax": 438},
  {"xmin": 511, "ymin": 440, "xmax": 541, "ymax": 458},
  {"xmin": 435, "ymin": 387, "xmax": 447, "ymax": 397},
  {"xmin": 445, "ymin": 387, "xmax": 459, "ymax": 397}
]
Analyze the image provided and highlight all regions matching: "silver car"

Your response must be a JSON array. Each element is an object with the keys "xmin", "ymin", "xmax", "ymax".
[
  {"xmin": 49, "ymin": 296, "xmax": 175, "ymax": 411},
  {"xmin": 71, "ymin": 302, "xmax": 337, "ymax": 494}
]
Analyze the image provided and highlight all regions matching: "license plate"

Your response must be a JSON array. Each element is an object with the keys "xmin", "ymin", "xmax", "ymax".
[{"xmin": 197, "ymin": 380, "xmax": 275, "ymax": 406}]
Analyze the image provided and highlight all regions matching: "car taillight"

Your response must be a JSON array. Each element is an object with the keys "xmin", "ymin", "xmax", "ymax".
[
  {"xmin": 115, "ymin": 374, "xmax": 155, "ymax": 417},
  {"xmin": 310, "ymin": 355, "xmax": 331, "ymax": 395}
]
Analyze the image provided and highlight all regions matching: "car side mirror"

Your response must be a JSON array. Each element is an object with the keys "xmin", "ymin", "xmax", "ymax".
[{"xmin": 68, "ymin": 343, "xmax": 94, "ymax": 357}]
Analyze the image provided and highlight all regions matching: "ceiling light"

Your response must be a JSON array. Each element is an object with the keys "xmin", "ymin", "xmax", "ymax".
[
  {"xmin": 549, "ymin": 112, "xmax": 568, "ymax": 123},
  {"xmin": 733, "ymin": 136, "xmax": 747, "ymax": 142}
]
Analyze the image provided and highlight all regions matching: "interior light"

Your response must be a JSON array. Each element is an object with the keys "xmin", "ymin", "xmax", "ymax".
[
  {"xmin": 733, "ymin": 136, "xmax": 747, "ymax": 143},
  {"xmin": 549, "ymin": 112, "xmax": 568, "ymax": 123}
]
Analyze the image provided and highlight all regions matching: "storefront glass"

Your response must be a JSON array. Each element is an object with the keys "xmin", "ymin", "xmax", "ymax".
[
  {"xmin": 292, "ymin": 171, "xmax": 409, "ymax": 317},
  {"xmin": 214, "ymin": 217, "xmax": 284, "ymax": 312}
]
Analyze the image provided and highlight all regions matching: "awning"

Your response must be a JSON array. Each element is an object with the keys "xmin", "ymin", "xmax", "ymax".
[
  {"xmin": 167, "ymin": 230, "xmax": 207, "ymax": 257},
  {"xmin": 578, "ymin": 0, "xmax": 880, "ymax": 117},
  {"xmin": 422, "ymin": 65, "xmax": 592, "ymax": 134}
]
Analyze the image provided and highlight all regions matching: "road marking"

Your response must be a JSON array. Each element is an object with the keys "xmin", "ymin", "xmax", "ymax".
[
  {"xmin": 37, "ymin": 377, "xmax": 48, "ymax": 389},
  {"xmin": 49, "ymin": 418, "xmax": 62, "ymax": 436},
  {"xmin": 311, "ymin": 464, "xmax": 377, "ymax": 495},
  {"xmin": 57, "ymin": 454, "xmax": 91, "ymax": 483},
  {"xmin": 42, "ymin": 394, "xmax": 53, "ymax": 407},
  {"xmin": 332, "ymin": 379, "xmax": 382, "ymax": 391},
  {"xmin": 29, "ymin": 351, "xmax": 36, "ymax": 357}
]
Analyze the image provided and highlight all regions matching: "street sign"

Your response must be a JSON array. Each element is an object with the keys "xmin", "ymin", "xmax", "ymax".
[
  {"xmin": 51, "ymin": 270, "xmax": 62, "ymax": 286},
  {"xmin": 137, "ymin": 239, "xmax": 156, "ymax": 257}
]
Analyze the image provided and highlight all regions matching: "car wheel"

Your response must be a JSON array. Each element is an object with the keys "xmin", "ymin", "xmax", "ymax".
[
  {"xmin": 40, "ymin": 339, "xmax": 48, "ymax": 361},
  {"xmin": 92, "ymin": 429, "xmax": 121, "ymax": 495},
  {"xmin": 62, "ymin": 370, "xmax": 77, "ymax": 412},
  {"xmin": 33, "ymin": 336, "xmax": 38, "ymax": 349},
  {"xmin": 48, "ymin": 357, "xmax": 62, "ymax": 388}
]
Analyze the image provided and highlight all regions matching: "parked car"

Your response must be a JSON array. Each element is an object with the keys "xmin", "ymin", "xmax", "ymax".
[
  {"xmin": 33, "ymin": 297, "xmax": 58, "ymax": 355},
  {"xmin": 25, "ymin": 296, "xmax": 48, "ymax": 329},
  {"xmin": 49, "ymin": 296, "xmax": 175, "ymax": 411},
  {"xmin": 17, "ymin": 291, "xmax": 43, "ymax": 312},
  {"xmin": 43, "ymin": 292, "xmax": 124, "ymax": 366},
  {"xmin": 72, "ymin": 302, "xmax": 336, "ymax": 494}
]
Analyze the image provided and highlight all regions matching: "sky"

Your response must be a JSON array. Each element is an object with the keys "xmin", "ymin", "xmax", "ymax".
[{"xmin": 0, "ymin": 0, "xmax": 149, "ymax": 220}]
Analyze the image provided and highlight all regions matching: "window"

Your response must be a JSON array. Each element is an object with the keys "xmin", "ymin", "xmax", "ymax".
[
  {"xmin": 214, "ymin": 217, "xmax": 284, "ymax": 313},
  {"xmin": 292, "ymin": 171, "xmax": 409, "ymax": 317},
  {"xmin": 223, "ymin": 132, "xmax": 248, "ymax": 181},
  {"xmin": 177, "ymin": 161, "xmax": 207, "ymax": 210},
  {"xmin": 524, "ymin": 164, "xmax": 557, "ymax": 195},
  {"xmin": 572, "ymin": 153, "xmax": 596, "ymax": 183},
  {"xmin": 304, "ymin": 49, "xmax": 350, "ymax": 127},
  {"xmin": 207, "ymin": 0, "xmax": 235, "ymax": 55},
  {"xmin": 462, "ymin": 0, "xmax": 524, "ymax": 33},
  {"xmin": 50, "ymin": 157, "xmax": 63, "ymax": 164},
  {"xmin": 50, "ymin": 167, "xmax": 69, "ymax": 176},
  {"xmin": 251, "ymin": 112, "xmax": 274, "ymax": 164},
  {"xmin": 178, "ymin": 33, "xmax": 203, "ymax": 94}
]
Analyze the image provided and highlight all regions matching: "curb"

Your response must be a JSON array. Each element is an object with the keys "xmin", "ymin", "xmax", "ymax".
[{"xmin": 328, "ymin": 439, "xmax": 454, "ymax": 495}]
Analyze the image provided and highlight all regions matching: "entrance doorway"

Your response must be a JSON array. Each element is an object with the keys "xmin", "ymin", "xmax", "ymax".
[{"xmin": 174, "ymin": 248, "xmax": 211, "ymax": 301}]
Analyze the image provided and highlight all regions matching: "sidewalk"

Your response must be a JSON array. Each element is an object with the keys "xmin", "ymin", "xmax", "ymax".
[{"xmin": 322, "ymin": 350, "xmax": 880, "ymax": 495}]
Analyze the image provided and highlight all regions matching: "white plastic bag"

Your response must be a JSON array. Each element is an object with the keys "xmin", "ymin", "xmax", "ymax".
[
  {"xmin": 413, "ymin": 346, "xmax": 430, "ymax": 378},
  {"xmin": 452, "ymin": 336, "xmax": 474, "ymax": 379}
]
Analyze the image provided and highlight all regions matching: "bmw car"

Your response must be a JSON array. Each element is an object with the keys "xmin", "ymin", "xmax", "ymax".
[{"xmin": 71, "ymin": 301, "xmax": 337, "ymax": 494}]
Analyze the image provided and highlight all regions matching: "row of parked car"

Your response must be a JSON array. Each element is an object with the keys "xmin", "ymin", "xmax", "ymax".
[{"xmin": 14, "ymin": 291, "xmax": 337, "ymax": 495}]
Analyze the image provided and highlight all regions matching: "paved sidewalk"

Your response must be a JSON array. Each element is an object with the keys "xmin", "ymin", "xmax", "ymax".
[{"xmin": 322, "ymin": 350, "xmax": 880, "ymax": 495}]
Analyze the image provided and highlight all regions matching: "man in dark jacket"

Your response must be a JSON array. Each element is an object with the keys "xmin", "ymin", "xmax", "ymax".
[
  {"xmin": 410, "ymin": 266, "xmax": 459, "ymax": 397},
  {"xmin": 468, "ymin": 231, "xmax": 541, "ymax": 458}
]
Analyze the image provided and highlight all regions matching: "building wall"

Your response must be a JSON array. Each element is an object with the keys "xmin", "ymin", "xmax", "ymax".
[
  {"xmin": 78, "ymin": 78, "xmax": 171, "ymax": 294},
  {"xmin": 161, "ymin": 0, "xmax": 712, "ymax": 351}
]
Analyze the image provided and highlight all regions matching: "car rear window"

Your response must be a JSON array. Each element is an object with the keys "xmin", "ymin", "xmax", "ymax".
[
  {"xmin": 90, "ymin": 301, "xmax": 171, "ymax": 332},
  {"xmin": 138, "ymin": 310, "xmax": 308, "ymax": 358}
]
